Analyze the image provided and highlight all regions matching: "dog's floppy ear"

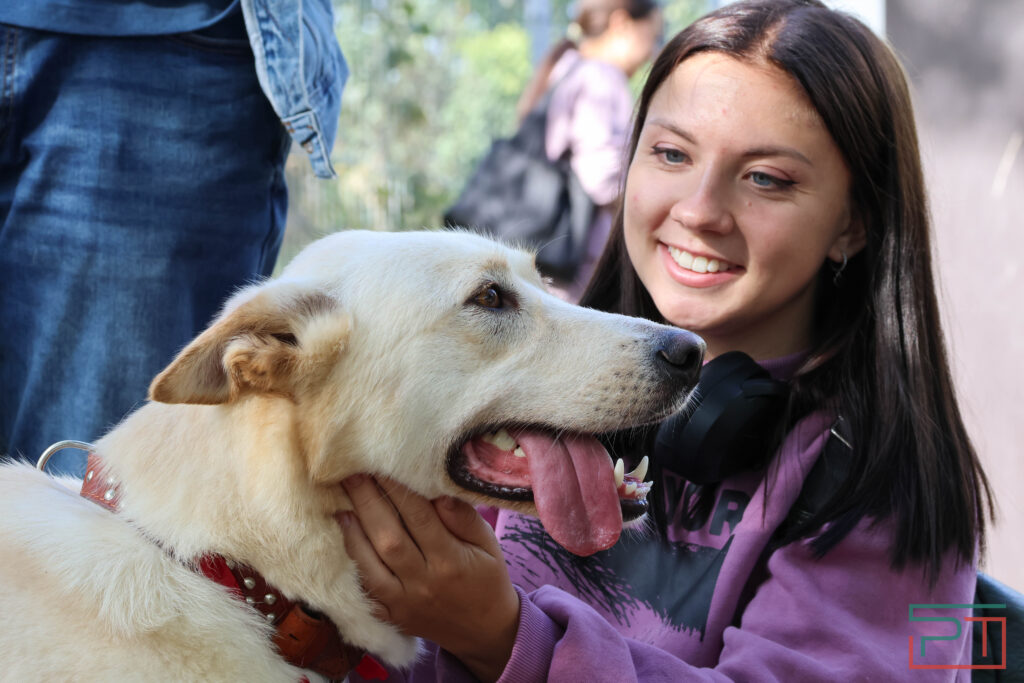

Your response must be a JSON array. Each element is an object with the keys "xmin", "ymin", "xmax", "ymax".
[{"xmin": 149, "ymin": 282, "xmax": 349, "ymax": 405}]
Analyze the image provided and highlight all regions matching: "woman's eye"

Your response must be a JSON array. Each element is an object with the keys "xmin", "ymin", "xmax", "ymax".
[
  {"xmin": 474, "ymin": 285, "xmax": 503, "ymax": 309},
  {"xmin": 653, "ymin": 146, "xmax": 687, "ymax": 164},
  {"xmin": 749, "ymin": 171, "xmax": 795, "ymax": 189}
]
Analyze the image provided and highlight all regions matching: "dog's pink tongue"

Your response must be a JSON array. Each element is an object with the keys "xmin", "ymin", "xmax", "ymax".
[{"xmin": 515, "ymin": 431, "xmax": 622, "ymax": 556}]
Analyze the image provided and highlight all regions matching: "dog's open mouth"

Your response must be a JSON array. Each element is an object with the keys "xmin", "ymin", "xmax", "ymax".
[{"xmin": 447, "ymin": 427, "xmax": 652, "ymax": 556}]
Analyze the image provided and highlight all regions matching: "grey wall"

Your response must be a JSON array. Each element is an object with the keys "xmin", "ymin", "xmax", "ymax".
[{"xmin": 889, "ymin": 0, "xmax": 1023, "ymax": 589}]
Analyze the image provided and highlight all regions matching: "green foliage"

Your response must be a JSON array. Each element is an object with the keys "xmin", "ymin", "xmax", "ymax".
[
  {"xmin": 279, "ymin": 0, "xmax": 709, "ymax": 270},
  {"xmin": 664, "ymin": 0, "xmax": 707, "ymax": 36},
  {"xmin": 435, "ymin": 24, "xmax": 533, "ymax": 200}
]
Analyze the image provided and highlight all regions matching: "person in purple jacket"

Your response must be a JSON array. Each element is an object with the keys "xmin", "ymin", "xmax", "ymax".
[{"xmin": 339, "ymin": 1, "xmax": 994, "ymax": 680}]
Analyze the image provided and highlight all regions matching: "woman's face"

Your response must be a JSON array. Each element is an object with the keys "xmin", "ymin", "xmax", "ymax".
[{"xmin": 623, "ymin": 52, "xmax": 862, "ymax": 359}]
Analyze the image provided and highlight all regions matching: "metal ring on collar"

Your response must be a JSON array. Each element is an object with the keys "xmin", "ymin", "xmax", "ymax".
[{"xmin": 36, "ymin": 440, "xmax": 96, "ymax": 473}]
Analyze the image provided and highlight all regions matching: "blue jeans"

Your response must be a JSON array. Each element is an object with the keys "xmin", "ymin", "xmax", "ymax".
[{"xmin": 0, "ymin": 24, "xmax": 291, "ymax": 475}]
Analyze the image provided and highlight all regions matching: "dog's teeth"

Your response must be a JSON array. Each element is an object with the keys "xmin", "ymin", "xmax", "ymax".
[
  {"xmin": 624, "ymin": 481, "xmax": 637, "ymax": 496},
  {"xmin": 635, "ymin": 481, "xmax": 652, "ymax": 500},
  {"xmin": 481, "ymin": 428, "xmax": 517, "ymax": 450},
  {"xmin": 626, "ymin": 455, "xmax": 649, "ymax": 482},
  {"xmin": 614, "ymin": 458, "xmax": 624, "ymax": 487},
  {"xmin": 513, "ymin": 446, "xmax": 526, "ymax": 458}
]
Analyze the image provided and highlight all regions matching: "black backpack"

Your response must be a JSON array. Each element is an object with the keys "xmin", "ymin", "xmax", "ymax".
[{"xmin": 443, "ymin": 71, "xmax": 595, "ymax": 281}]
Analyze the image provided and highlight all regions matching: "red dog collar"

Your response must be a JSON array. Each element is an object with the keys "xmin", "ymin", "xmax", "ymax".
[{"xmin": 80, "ymin": 453, "xmax": 386, "ymax": 681}]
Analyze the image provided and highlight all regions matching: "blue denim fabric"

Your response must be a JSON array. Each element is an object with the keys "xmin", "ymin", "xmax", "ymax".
[
  {"xmin": 0, "ymin": 25, "xmax": 292, "ymax": 475},
  {"xmin": 0, "ymin": 0, "xmax": 347, "ymax": 180},
  {"xmin": 0, "ymin": 0, "xmax": 238, "ymax": 37},
  {"xmin": 242, "ymin": 0, "xmax": 347, "ymax": 178}
]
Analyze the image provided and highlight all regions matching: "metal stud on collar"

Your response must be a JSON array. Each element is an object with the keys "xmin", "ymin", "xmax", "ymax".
[{"xmin": 37, "ymin": 440, "xmax": 96, "ymax": 473}]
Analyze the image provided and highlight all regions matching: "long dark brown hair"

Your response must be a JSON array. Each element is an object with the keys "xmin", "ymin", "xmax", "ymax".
[
  {"xmin": 580, "ymin": 0, "xmax": 992, "ymax": 580},
  {"xmin": 516, "ymin": 0, "xmax": 660, "ymax": 119}
]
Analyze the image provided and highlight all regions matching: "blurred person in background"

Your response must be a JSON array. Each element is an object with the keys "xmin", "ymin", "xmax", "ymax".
[
  {"xmin": 518, "ymin": 0, "xmax": 663, "ymax": 300},
  {"xmin": 0, "ymin": 0, "xmax": 346, "ymax": 474}
]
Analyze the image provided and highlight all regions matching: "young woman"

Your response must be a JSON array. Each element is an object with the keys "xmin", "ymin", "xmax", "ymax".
[
  {"xmin": 341, "ymin": 1, "xmax": 993, "ymax": 680},
  {"xmin": 518, "ymin": 0, "xmax": 662, "ymax": 299}
]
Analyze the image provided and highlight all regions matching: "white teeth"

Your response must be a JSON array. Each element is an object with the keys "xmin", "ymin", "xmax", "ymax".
[
  {"xmin": 670, "ymin": 246, "xmax": 693, "ymax": 269},
  {"xmin": 626, "ymin": 456, "xmax": 649, "ymax": 482},
  {"xmin": 614, "ymin": 458, "xmax": 625, "ymax": 487},
  {"xmin": 481, "ymin": 428, "xmax": 517, "ymax": 450},
  {"xmin": 513, "ymin": 446, "xmax": 526, "ymax": 458},
  {"xmin": 668, "ymin": 245, "xmax": 731, "ymax": 274},
  {"xmin": 624, "ymin": 481, "xmax": 637, "ymax": 496}
]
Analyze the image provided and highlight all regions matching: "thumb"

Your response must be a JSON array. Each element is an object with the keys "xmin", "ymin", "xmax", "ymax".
[{"xmin": 433, "ymin": 496, "xmax": 500, "ymax": 552}]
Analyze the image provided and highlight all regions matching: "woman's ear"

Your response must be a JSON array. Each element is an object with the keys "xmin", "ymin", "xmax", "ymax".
[{"xmin": 828, "ymin": 210, "xmax": 867, "ymax": 263}]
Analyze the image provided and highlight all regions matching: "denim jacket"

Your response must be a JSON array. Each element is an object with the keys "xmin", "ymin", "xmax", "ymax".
[
  {"xmin": 242, "ymin": 0, "xmax": 347, "ymax": 178},
  {"xmin": 0, "ymin": 0, "xmax": 347, "ymax": 179}
]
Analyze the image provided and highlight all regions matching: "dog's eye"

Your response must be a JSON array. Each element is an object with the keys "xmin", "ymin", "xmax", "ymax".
[{"xmin": 473, "ymin": 284, "xmax": 504, "ymax": 309}]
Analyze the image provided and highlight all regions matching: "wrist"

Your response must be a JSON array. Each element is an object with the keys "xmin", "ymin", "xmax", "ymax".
[{"xmin": 448, "ymin": 590, "xmax": 520, "ymax": 682}]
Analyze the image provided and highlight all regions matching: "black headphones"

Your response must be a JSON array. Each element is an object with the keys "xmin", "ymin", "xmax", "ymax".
[{"xmin": 652, "ymin": 351, "xmax": 790, "ymax": 484}]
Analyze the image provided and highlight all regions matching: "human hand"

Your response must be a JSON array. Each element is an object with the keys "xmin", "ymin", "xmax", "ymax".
[{"xmin": 338, "ymin": 476, "xmax": 520, "ymax": 682}]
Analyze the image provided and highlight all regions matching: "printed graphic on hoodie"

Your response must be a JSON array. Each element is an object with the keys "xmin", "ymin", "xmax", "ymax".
[{"xmin": 501, "ymin": 475, "xmax": 751, "ymax": 641}]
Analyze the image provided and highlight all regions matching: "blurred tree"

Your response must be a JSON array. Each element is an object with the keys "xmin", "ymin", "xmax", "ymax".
[{"xmin": 279, "ymin": 0, "xmax": 708, "ymax": 270}]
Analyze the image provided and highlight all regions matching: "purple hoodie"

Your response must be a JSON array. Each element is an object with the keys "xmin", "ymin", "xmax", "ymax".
[{"xmin": 355, "ymin": 354, "xmax": 977, "ymax": 682}]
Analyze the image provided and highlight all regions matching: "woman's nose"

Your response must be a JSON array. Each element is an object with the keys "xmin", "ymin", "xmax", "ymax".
[{"xmin": 668, "ymin": 170, "xmax": 734, "ymax": 234}]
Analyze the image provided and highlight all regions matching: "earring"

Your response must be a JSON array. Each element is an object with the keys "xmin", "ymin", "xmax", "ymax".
[{"xmin": 831, "ymin": 249, "xmax": 848, "ymax": 286}]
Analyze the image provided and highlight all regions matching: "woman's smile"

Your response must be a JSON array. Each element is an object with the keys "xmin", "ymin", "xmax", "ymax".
[
  {"xmin": 623, "ymin": 52, "xmax": 861, "ymax": 359},
  {"xmin": 661, "ymin": 243, "xmax": 741, "ymax": 288}
]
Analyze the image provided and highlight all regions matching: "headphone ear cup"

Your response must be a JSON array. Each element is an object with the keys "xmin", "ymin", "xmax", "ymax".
[{"xmin": 653, "ymin": 351, "xmax": 789, "ymax": 484}]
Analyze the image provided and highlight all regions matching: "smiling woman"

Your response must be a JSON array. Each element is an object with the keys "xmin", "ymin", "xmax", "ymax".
[
  {"xmin": 341, "ymin": 2, "xmax": 994, "ymax": 681},
  {"xmin": 623, "ymin": 52, "xmax": 861, "ymax": 359}
]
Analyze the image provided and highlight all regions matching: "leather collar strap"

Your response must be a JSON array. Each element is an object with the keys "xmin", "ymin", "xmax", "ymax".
[{"xmin": 80, "ymin": 453, "xmax": 387, "ymax": 681}]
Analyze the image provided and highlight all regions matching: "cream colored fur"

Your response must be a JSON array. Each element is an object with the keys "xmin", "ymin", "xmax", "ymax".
[{"xmin": 0, "ymin": 229, "xmax": 698, "ymax": 681}]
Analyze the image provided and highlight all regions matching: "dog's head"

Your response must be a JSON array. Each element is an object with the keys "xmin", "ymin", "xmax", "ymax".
[{"xmin": 149, "ymin": 230, "xmax": 703, "ymax": 556}]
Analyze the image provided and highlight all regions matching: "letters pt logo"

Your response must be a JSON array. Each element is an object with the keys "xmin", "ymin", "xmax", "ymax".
[{"xmin": 908, "ymin": 603, "xmax": 1007, "ymax": 670}]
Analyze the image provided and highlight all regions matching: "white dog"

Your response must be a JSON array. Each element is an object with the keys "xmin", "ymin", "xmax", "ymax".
[{"xmin": 0, "ymin": 229, "xmax": 702, "ymax": 681}]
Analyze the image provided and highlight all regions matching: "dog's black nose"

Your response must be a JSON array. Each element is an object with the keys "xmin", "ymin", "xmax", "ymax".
[{"xmin": 655, "ymin": 330, "xmax": 704, "ymax": 387}]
